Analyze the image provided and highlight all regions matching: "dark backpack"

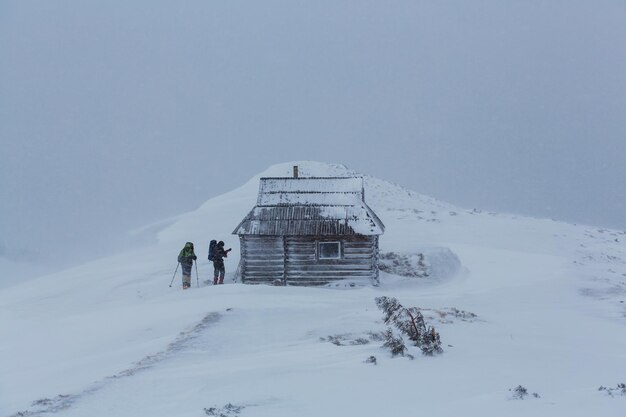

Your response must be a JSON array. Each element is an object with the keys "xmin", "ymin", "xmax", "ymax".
[{"xmin": 208, "ymin": 240, "xmax": 217, "ymax": 261}]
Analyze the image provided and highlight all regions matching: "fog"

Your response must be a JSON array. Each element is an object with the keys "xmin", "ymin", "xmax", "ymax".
[{"xmin": 1, "ymin": 0, "xmax": 625, "ymax": 271}]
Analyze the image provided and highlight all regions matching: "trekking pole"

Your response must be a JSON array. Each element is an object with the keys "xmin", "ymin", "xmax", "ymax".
[
  {"xmin": 195, "ymin": 260, "xmax": 200, "ymax": 288},
  {"xmin": 169, "ymin": 263, "xmax": 180, "ymax": 287}
]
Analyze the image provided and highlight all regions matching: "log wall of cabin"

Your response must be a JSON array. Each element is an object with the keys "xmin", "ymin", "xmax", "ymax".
[
  {"xmin": 240, "ymin": 236, "xmax": 285, "ymax": 284},
  {"xmin": 240, "ymin": 235, "xmax": 379, "ymax": 285},
  {"xmin": 285, "ymin": 235, "xmax": 378, "ymax": 285}
]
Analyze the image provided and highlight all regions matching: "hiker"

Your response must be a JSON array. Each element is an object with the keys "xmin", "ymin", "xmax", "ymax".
[
  {"xmin": 212, "ymin": 240, "xmax": 231, "ymax": 285},
  {"xmin": 177, "ymin": 242, "xmax": 197, "ymax": 289}
]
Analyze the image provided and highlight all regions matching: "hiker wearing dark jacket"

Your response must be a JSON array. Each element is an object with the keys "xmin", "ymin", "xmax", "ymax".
[
  {"xmin": 213, "ymin": 240, "xmax": 231, "ymax": 285},
  {"xmin": 177, "ymin": 242, "xmax": 197, "ymax": 289}
]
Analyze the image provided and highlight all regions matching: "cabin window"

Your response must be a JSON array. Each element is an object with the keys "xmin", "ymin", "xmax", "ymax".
[{"xmin": 318, "ymin": 241, "xmax": 341, "ymax": 260}]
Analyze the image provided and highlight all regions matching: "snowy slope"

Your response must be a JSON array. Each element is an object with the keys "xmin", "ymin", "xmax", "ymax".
[
  {"xmin": 0, "ymin": 258, "xmax": 50, "ymax": 290},
  {"xmin": 1, "ymin": 161, "xmax": 625, "ymax": 417}
]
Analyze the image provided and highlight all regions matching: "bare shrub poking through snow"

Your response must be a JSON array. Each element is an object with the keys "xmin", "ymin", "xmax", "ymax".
[
  {"xmin": 320, "ymin": 333, "xmax": 373, "ymax": 346},
  {"xmin": 375, "ymin": 296, "xmax": 443, "ymax": 356},
  {"xmin": 378, "ymin": 248, "xmax": 462, "ymax": 280},
  {"xmin": 204, "ymin": 403, "xmax": 244, "ymax": 416},
  {"xmin": 364, "ymin": 356, "xmax": 377, "ymax": 365},
  {"xmin": 598, "ymin": 383, "xmax": 626, "ymax": 397},
  {"xmin": 379, "ymin": 252, "xmax": 428, "ymax": 278},
  {"xmin": 509, "ymin": 385, "xmax": 540, "ymax": 400},
  {"xmin": 382, "ymin": 328, "xmax": 407, "ymax": 357}
]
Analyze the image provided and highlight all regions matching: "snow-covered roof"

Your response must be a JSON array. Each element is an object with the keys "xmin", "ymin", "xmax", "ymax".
[{"xmin": 234, "ymin": 177, "xmax": 385, "ymax": 236}]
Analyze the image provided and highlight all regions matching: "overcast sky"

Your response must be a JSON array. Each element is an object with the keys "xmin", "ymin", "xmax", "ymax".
[{"xmin": 1, "ymin": 0, "xmax": 625, "ymax": 268}]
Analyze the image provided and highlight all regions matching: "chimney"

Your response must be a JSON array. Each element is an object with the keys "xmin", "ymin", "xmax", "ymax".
[{"xmin": 293, "ymin": 165, "xmax": 299, "ymax": 178}]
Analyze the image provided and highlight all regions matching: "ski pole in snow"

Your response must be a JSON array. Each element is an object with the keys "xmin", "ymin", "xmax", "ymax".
[
  {"xmin": 169, "ymin": 262, "xmax": 180, "ymax": 287},
  {"xmin": 194, "ymin": 260, "xmax": 200, "ymax": 288}
]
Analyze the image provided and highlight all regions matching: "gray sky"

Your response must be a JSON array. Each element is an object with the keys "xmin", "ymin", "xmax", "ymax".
[{"xmin": 1, "ymin": 0, "xmax": 625, "ymax": 268}]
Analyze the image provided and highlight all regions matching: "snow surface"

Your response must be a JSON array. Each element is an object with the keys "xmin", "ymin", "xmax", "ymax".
[
  {"xmin": 0, "ymin": 258, "xmax": 50, "ymax": 290},
  {"xmin": 1, "ymin": 161, "xmax": 626, "ymax": 417}
]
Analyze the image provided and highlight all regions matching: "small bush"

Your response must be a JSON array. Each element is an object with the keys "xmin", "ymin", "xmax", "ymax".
[
  {"xmin": 321, "ymin": 333, "xmax": 371, "ymax": 346},
  {"xmin": 375, "ymin": 296, "xmax": 443, "ymax": 356},
  {"xmin": 326, "ymin": 335, "xmax": 344, "ymax": 346},
  {"xmin": 509, "ymin": 385, "xmax": 540, "ymax": 400},
  {"xmin": 365, "ymin": 356, "xmax": 377, "ymax": 365},
  {"xmin": 379, "ymin": 252, "xmax": 428, "ymax": 278},
  {"xmin": 420, "ymin": 327, "xmax": 443, "ymax": 356},
  {"xmin": 350, "ymin": 337, "xmax": 370, "ymax": 345},
  {"xmin": 598, "ymin": 383, "xmax": 626, "ymax": 397},
  {"xmin": 382, "ymin": 328, "xmax": 407, "ymax": 357},
  {"xmin": 204, "ymin": 403, "xmax": 244, "ymax": 416}
]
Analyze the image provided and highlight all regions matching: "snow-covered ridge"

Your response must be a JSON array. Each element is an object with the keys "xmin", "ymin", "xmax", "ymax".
[{"xmin": 1, "ymin": 161, "xmax": 625, "ymax": 417}]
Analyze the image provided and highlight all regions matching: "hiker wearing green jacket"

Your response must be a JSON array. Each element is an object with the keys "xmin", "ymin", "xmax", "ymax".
[{"xmin": 177, "ymin": 242, "xmax": 197, "ymax": 289}]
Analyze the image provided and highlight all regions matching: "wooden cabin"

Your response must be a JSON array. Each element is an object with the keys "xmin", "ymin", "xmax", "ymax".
[{"xmin": 233, "ymin": 168, "xmax": 385, "ymax": 285}]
